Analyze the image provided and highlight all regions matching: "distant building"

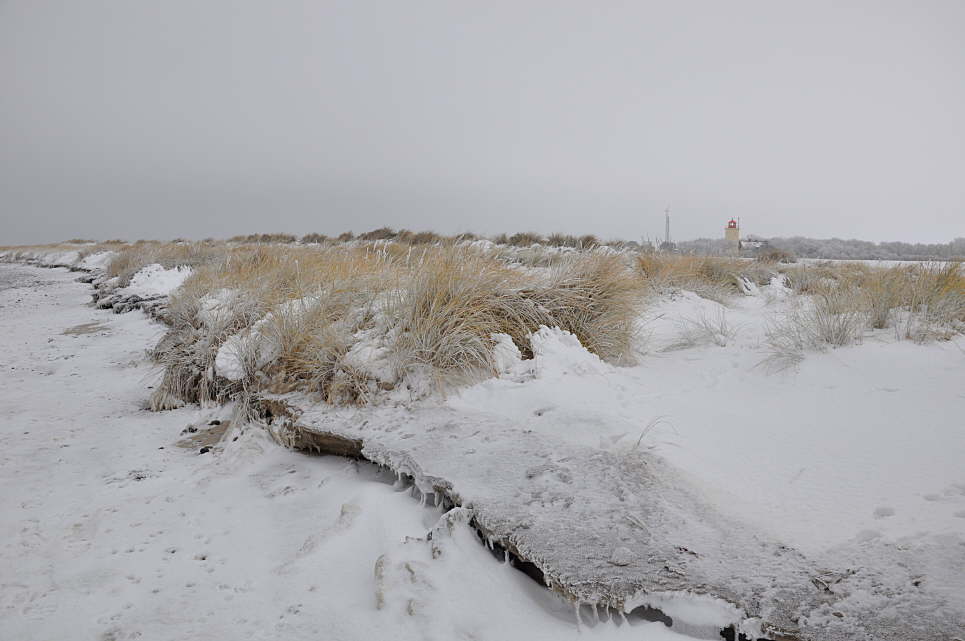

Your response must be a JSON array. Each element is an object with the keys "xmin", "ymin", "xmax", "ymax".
[
  {"xmin": 741, "ymin": 236, "xmax": 768, "ymax": 250},
  {"xmin": 724, "ymin": 219, "xmax": 740, "ymax": 256}
]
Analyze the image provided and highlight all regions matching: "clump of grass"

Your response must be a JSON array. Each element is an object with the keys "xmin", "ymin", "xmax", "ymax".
[
  {"xmin": 358, "ymin": 227, "xmax": 398, "ymax": 241},
  {"xmin": 664, "ymin": 308, "xmax": 737, "ymax": 351},
  {"xmin": 410, "ymin": 231, "xmax": 442, "ymax": 245},
  {"xmin": 107, "ymin": 241, "xmax": 227, "ymax": 286},
  {"xmin": 543, "ymin": 233, "xmax": 601, "ymax": 249},
  {"xmin": 392, "ymin": 250, "xmax": 642, "ymax": 391},
  {"xmin": 392, "ymin": 250, "xmax": 539, "ymax": 385},
  {"xmin": 151, "ymin": 244, "xmax": 399, "ymax": 409},
  {"xmin": 532, "ymin": 254, "xmax": 642, "ymax": 363},
  {"xmin": 227, "ymin": 233, "xmax": 297, "ymax": 244},
  {"xmin": 763, "ymin": 283, "xmax": 865, "ymax": 369},
  {"xmin": 507, "ymin": 232, "xmax": 545, "ymax": 247},
  {"xmin": 635, "ymin": 254, "xmax": 771, "ymax": 302},
  {"xmin": 859, "ymin": 268, "xmax": 907, "ymax": 329},
  {"xmin": 778, "ymin": 262, "xmax": 836, "ymax": 293},
  {"xmin": 898, "ymin": 262, "xmax": 965, "ymax": 341},
  {"xmin": 546, "ymin": 233, "xmax": 575, "ymax": 247}
]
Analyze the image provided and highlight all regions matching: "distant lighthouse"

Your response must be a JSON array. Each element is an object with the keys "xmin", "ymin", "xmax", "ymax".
[{"xmin": 725, "ymin": 218, "xmax": 740, "ymax": 256}]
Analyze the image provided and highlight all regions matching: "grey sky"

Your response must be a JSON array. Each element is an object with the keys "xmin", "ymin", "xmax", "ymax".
[{"xmin": 2, "ymin": 1, "xmax": 963, "ymax": 245}]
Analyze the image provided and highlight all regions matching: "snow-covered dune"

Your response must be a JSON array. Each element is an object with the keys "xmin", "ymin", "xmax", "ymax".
[
  {"xmin": 2, "ymin": 253, "xmax": 963, "ymax": 641},
  {"xmin": 0, "ymin": 264, "xmax": 693, "ymax": 641}
]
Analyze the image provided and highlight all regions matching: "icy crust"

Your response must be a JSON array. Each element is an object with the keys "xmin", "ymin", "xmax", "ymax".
[
  {"xmin": 276, "ymin": 401, "xmax": 965, "ymax": 641},
  {"xmin": 284, "ymin": 404, "xmax": 790, "ymax": 633}
]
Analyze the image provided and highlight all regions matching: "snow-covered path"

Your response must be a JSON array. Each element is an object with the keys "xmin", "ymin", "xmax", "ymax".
[{"xmin": 0, "ymin": 265, "xmax": 688, "ymax": 641}]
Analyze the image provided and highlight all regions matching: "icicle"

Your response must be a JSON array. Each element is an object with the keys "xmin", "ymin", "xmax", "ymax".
[
  {"xmin": 502, "ymin": 549, "xmax": 509, "ymax": 565},
  {"xmin": 573, "ymin": 601, "xmax": 584, "ymax": 632},
  {"xmin": 590, "ymin": 602, "xmax": 599, "ymax": 624},
  {"xmin": 619, "ymin": 610, "xmax": 629, "ymax": 626}
]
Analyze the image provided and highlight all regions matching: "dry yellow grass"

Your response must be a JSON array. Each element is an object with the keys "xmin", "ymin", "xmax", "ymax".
[
  {"xmin": 8, "ymin": 239, "xmax": 959, "ymax": 407},
  {"xmin": 140, "ymin": 242, "xmax": 647, "ymax": 407},
  {"xmin": 635, "ymin": 254, "xmax": 775, "ymax": 302},
  {"xmin": 106, "ymin": 241, "xmax": 228, "ymax": 286},
  {"xmin": 764, "ymin": 261, "xmax": 965, "ymax": 367}
]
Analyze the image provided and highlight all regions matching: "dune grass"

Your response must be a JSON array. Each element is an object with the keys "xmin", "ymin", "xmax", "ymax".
[
  {"xmin": 635, "ymin": 254, "xmax": 777, "ymax": 303},
  {"xmin": 764, "ymin": 261, "xmax": 964, "ymax": 367},
  {"xmin": 134, "ymin": 242, "xmax": 646, "ymax": 409},
  {"xmin": 6, "ymin": 238, "xmax": 961, "ymax": 404}
]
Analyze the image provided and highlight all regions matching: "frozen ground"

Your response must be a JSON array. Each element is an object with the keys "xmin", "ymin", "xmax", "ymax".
[
  {"xmin": 0, "ymin": 264, "xmax": 689, "ymax": 641},
  {"xmin": 284, "ymin": 279, "xmax": 965, "ymax": 638},
  {"xmin": 452, "ymin": 288, "xmax": 965, "ymax": 557},
  {"xmin": 3, "ymin": 258, "xmax": 964, "ymax": 640}
]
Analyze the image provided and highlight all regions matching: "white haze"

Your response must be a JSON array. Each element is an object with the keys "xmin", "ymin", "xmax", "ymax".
[{"xmin": 1, "ymin": 1, "xmax": 963, "ymax": 244}]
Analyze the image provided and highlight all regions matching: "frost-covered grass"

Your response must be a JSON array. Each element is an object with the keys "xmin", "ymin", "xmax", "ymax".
[
  {"xmin": 104, "ymin": 240, "xmax": 228, "ymax": 286},
  {"xmin": 132, "ymin": 243, "xmax": 645, "ymax": 410},
  {"xmin": 635, "ymin": 254, "xmax": 774, "ymax": 303},
  {"xmin": 2, "ymin": 265, "xmax": 702, "ymax": 641},
  {"xmin": 763, "ymin": 286, "xmax": 866, "ymax": 369},
  {"xmin": 763, "ymin": 261, "xmax": 965, "ymax": 367},
  {"xmin": 2, "ymin": 250, "xmax": 964, "ymax": 639},
  {"xmin": 3, "ymin": 240, "xmax": 962, "ymax": 405},
  {"xmin": 663, "ymin": 308, "xmax": 738, "ymax": 351}
]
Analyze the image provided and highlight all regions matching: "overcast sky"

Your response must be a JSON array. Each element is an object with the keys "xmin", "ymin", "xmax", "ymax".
[{"xmin": 2, "ymin": 1, "xmax": 963, "ymax": 245}]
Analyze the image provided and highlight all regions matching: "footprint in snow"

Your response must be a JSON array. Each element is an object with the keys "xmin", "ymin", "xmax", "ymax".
[{"xmin": 873, "ymin": 506, "xmax": 895, "ymax": 519}]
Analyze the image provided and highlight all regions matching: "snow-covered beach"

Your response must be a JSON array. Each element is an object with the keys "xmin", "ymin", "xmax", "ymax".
[
  {"xmin": 2, "ymin": 258, "xmax": 963, "ymax": 640},
  {"xmin": 0, "ymin": 264, "xmax": 689, "ymax": 641},
  {"xmin": 4, "ymin": 1, "xmax": 964, "ymax": 636}
]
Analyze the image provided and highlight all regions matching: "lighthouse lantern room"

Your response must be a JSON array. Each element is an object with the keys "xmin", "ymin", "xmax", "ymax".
[{"xmin": 724, "ymin": 218, "xmax": 740, "ymax": 255}]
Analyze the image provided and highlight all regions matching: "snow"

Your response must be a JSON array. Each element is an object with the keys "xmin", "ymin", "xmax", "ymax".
[
  {"xmin": 79, "ymin": 250, "xmax": 116, "ymax": 271},
  {"xmin": 0, "ymin": 248, "xmax": 84, "ymax": 267},
  {"xmin": 214, "ymin": 332, "xmax": 251, "ymax": 381},
  {"xmin": 197, "ymin": 287, "xmax": 240, "ymax": 328},
  {"xmin": 623, "ymin": 591, "xmax": 746, "ymax": 637},
  {"xmin": 0, "ymin": 264, "xmax": 692, "ymax": 641},
  {"xmin": 3, "ymin": 259, "xmax": 964, "ymax": 640},
  {"xmin": 120, "ymin": 263, "xmax": 193, "ymax": 298},
  {"xmin": 215, "ymin": 296, "xmax": 321, "ymax": 381},
  {"xmin": 491, "ymin": 332, "xmax": 523, "ymax": 374},
  {"xmin": 451, "ymin": 290, "xmax": 965, "ymax": 560}
]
